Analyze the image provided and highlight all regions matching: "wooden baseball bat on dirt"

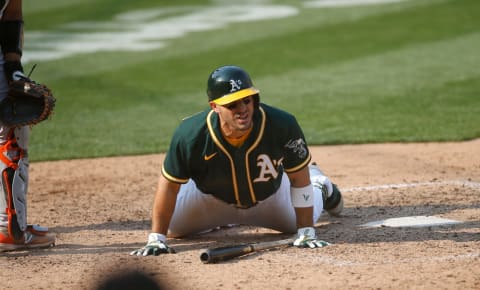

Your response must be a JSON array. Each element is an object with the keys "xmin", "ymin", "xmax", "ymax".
[{"xmin": 200, "ymin": 238, "xmax": 293, "ymax": 263}]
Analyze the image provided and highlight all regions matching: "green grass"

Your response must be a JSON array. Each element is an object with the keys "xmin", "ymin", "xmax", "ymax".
[
  {"xmin": 24, "ymin": 0, "xmax": 210, "ymax": 29},
  {"xmin": 20, "ymin": 0, "xmax": 480, "ymax": 161}
]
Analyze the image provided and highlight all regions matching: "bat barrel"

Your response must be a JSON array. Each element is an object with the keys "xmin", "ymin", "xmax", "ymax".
[
  {"xmin": 199, "ymin": 251, "xmax": 212, "ymax": 263},
  {"xmin": 200, "ymin": 239, "xmax": 292, "ymax": 263},
  {"xmin": 200, "ymin": 244, "xmax": 253, "ymax": 264}
]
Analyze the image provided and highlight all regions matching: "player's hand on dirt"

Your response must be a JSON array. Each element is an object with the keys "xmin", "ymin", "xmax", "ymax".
[
  {"xmin": 293, "ymin": 227, "xmax": 330, "ymax": 248},
  {"xmin": 130, "ymin": 233, "xmax": 176, "ymax": 256}
]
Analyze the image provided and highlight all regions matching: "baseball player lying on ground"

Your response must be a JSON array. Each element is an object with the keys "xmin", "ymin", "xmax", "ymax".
[{"xmin": 131, "ymin": 65, "xmax": 344, "ymax": 256}]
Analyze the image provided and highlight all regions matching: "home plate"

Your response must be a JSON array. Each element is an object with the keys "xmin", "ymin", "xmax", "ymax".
[{"xmin": 360, "ymin": 216, "xmax": 462, "ymax": 228}]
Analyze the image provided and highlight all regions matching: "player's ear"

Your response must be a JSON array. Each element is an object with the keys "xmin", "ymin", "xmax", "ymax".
[{"xmin": 209, "ymin": 101, "xmax": 218, "ymax": 112}]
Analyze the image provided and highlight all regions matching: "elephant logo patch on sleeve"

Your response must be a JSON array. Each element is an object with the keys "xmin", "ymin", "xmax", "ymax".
[{"xmin": 285, "ymin": 138, "xmax": 308, "ymax": 159}]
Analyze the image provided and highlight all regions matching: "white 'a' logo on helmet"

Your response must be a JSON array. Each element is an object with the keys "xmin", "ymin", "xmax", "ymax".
[{"xmin": 229, "ymin": 79, "xmax": 242, "ymax": 92}]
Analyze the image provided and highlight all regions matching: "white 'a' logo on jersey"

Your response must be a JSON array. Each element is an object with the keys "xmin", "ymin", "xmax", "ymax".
[
  {"xmin": 229, "ymin": 79, "xmax": 242, "ymax": 92},
  {"xmin": 253, "ymin": 154, "xmax": 282, "ymax": 183}
]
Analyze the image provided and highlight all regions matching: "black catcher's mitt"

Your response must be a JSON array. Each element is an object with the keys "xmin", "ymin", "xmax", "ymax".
[{"xmin": 0, "ymin": 77, "xmax": 56, "ymax": 127}]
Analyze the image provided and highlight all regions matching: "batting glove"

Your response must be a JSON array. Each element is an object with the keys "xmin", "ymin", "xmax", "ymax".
[
  {"xmin": 293, "ymin": 227, "xmax": 330, "ymax": 248},
  {"xmin": 130, "ymin": 233, "xmax": 176, "ymax": 256}
]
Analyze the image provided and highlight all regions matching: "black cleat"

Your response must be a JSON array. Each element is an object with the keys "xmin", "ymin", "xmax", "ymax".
[{"xmin": 323, "ymin": 183, "xmax": 344, "ymax": 217}]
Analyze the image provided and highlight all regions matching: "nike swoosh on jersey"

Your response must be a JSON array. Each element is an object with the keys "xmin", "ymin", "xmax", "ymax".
[{"xmin": 204, "ymin": 152, "xmax": 218, "ymax": 161}]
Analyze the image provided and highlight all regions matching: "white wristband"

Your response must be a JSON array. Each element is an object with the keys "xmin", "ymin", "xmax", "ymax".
[
  {"xmin": 148, "ymin": 233, "xmax": 167, "ymax": 243},
  {"xmin": 12, "ymin": 70, "xmax": 26, "ymax": 81},
  {"xmin": 290, "ymin": 184, "xmax": 314, "ymax": 208}
]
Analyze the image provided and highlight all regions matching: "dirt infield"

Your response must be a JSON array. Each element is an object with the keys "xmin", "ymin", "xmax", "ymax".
[{"xmin": 1, "ymin": 139, "xmax": 479, "ymax": 289}]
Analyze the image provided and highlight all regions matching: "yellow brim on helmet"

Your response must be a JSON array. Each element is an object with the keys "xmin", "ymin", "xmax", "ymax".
[{"xmin": 212, "ymin": 87, "xmax": 259, "ymax": 105}]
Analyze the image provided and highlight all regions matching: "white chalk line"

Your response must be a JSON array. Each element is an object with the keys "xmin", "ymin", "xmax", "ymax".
[
  {"xmin": 306, "ymin": 252, "xmax": 480, "ymax": 267},
  {"xmin": 343, "ymin": 180, "xmax": 480, "ymax": 192}
]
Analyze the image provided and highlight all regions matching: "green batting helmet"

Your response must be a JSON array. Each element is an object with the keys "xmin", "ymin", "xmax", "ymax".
[{"xmin": 207, "ymin": 65, "xmax": 259, "ymax": 105}]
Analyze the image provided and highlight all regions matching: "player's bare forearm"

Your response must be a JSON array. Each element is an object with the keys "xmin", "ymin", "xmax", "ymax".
[
  {"xmin": 2, "ymin": 0, "xmax": 22, "ymax": 20},
  {"xmin": 151, "ymin": 175, "xmax": 180, "ymax": 235},
  {"xmin": 287, "ymin": 166, "xmax": 314, "ymax": 229},
  {"xmin": 294, "ymin": 206, "xmax": 314, "ymax": 229}
]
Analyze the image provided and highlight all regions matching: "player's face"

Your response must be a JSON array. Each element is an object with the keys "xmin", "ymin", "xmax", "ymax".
[{"xmin": 212, "ymin": 96, "xmax": 254, "ymax": 137}]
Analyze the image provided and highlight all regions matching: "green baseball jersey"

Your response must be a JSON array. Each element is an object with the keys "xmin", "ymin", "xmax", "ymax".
[{"xmin": 162, "ymin": 103, "xmax": 311, "ymax": 208}]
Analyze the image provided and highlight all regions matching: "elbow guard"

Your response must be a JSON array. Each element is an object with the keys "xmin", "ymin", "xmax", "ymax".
[{"xmin": 0, "ymin": 20, "xmax": 24, "ymax": 55}]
